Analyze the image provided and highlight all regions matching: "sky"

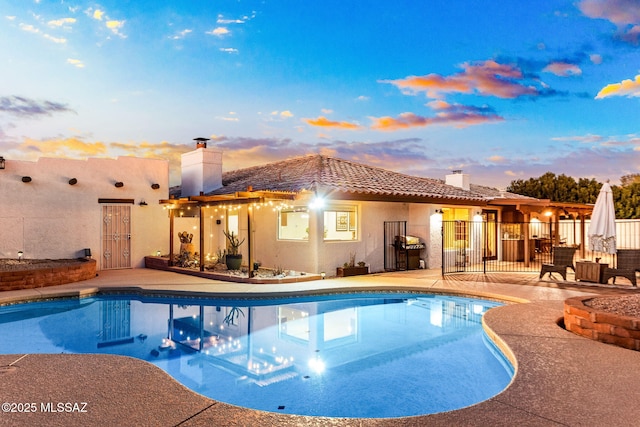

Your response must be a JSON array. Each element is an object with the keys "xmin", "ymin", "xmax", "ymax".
[{"xmin": 1, "ymin": 0, "xmax": 639, "ymax": 188}]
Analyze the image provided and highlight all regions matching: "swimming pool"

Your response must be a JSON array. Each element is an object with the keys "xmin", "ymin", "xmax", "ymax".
[{"xmin": 0, "ymin": 292, "xmax": 512, "ymax": 418}]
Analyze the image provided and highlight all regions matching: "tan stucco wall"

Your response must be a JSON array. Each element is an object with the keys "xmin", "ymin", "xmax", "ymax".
[
  {"xmin": 0, "ymin": 156, "xmax": 169, "ymax": 269},
  {"xmin": 169, "ymin": 199, "xmax": 487, "ymax": 275},
  {"xmin": 255, "ymin": 200, "xmax": 413, "ymax": 275}
]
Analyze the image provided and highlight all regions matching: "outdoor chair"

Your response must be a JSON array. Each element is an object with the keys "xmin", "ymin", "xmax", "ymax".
[
  {"xmin": 602, "ymin": 249, "xmax": 640, "ymax": 287},
  {"xmin": 539, "ymin": 246, "xmax": 577, "ymax": 280}
]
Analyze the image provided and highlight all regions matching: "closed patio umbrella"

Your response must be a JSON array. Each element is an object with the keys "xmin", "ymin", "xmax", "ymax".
[{"xmin": 588, "ymin": 182, "xmax": 616, "ymax": 254}]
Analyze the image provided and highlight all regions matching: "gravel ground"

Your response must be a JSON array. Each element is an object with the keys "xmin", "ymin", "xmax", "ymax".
[
  {"xmin": 0, "ymin": 258, "xmax": 85, "ymax": 271},
  {"xmin": 585, "ymin": 294, "xmax": 640, "ymax": 318}
]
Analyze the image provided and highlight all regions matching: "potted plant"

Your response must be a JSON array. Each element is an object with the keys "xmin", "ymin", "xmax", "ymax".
[{"xmin": 223, "ymin": 231, "xmax": 245, "ymax": 271}]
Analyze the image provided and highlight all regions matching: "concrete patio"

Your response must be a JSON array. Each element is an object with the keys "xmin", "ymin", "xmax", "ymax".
[{"xmin": 1, "ymin": 268, "xmax": 639, "ymax": 426}]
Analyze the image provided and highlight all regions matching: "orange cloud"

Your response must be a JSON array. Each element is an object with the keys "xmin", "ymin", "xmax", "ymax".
[
  {"xmin": 487, "ymin": 155, "xmax": 507, "ymax": 163},
  {"xmin": 19, "ymin": 137, "xmax": 108, "ymax": 158},
  {"xmin": 596, "ymin": 75, "xmax": 640, "ymax": 99},
  {"xmin": 370, "ymin": 101, "xmax": 503, "ymax": 131},
  {"xmin": 384, "ymin": 60, "xmax": 538, "ymax": 99},
  {"xmin": 543, "ymin": 62, "xmax": 582, "ymax": 76},
  {"xmin": 303, "ymin": 116, "xmax": 361, "ymax": 130}
]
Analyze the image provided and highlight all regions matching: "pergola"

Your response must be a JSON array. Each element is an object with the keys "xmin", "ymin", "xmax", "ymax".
[
  {"xmin": 160, "ymin": 190, "xmax": 299, "ymax": 277},
  {"xmin": 487, "ymin": 198, "xmax": 594, "ymax": 265}
]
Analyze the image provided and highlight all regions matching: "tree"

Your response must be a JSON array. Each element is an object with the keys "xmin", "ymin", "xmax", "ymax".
[
  {"xmin": 507, "ymin": 173, "xmax": 639, "ymax": 219},
  {"xmin": 620, "ymin": 174, "xmax": 640, "ymax": 186}
]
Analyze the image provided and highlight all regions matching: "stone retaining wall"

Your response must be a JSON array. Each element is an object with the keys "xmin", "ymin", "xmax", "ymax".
[
  {"xmin": 564, "ymin": 296, "xmax": 640, "ymax": 351},
  {"xmin": 0, "ymin": 260, "xmax": 96, "ymax": 291}
]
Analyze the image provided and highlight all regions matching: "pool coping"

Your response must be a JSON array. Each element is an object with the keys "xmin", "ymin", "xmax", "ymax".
[{"xmin": 1, "ymin": 269, "xmax": 640, "ymax": 426}]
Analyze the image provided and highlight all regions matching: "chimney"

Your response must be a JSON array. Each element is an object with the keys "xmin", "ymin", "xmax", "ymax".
[
  {"xmin": 181, "ymin": 138, "xmax": 223, "ymax": 197},
  {"xmin": 445, "ymin": 169, "xmax": 470, "ymax": 191}
]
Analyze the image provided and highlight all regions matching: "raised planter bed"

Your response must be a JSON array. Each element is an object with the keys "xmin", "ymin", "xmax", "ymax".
[
  {"xmin": 0, "ymin": 259, "xmax": 96, "ymax": 291},
  {"xmin": 144, "ymin": 256, "xmax": 321, "ymax": 284},
  {"xmin": 336, "ymin": 266, "xmax": 369, "ymax": 277},
  {"xmin": 564, "ymin": 295, "xmax": 640, "ymax": 351}
]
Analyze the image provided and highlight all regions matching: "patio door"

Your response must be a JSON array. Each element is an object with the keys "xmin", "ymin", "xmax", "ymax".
[
  {"xmin": 482, "ymin": 210, "xmax": 498, "ymax": 261},
  {"xmin": 102, "ymin": 205, "xmax": 132, "ymax": 269}
]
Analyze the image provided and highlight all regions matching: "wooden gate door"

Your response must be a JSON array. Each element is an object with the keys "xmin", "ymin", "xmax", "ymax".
[{"xmin": 102, "ymin": 205, "xmax": 132, "ymax": 269}]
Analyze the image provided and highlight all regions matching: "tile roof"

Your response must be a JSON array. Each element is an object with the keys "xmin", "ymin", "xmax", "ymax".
[
  {"xmin": 468, "ymin": 183, "xmax": 539, "ymax": 201},
  {"xmin": 209, "ymin": 154, "xmax": 491, "ymax": 202}
]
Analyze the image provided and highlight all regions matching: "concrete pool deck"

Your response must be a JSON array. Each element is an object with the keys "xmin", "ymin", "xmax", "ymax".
[{"xmin": 1, "ymin": 268, "xmax": 639, "ymax": 426}]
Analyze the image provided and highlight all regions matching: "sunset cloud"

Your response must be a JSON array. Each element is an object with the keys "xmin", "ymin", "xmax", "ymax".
[
  {"xmin": 303, "ymin": 116, "xmax": 361, "ymax": 130},
  {"xmin": 44, "ymin": 34, "xmax": 67, "ymax": 44},
  {"xmin": 370, "ymin": 101, "xmax": 503, "ymax": 131},
  {"xmin": 543, "ymin": 62, "xmax": 582, "ymax": 76},
  {"xmin": 216, "ymin": 12, "xmax": 255, "ymax": 25},
  {"xmin": 47, "ymin": 17, "xmax": 76, "ymax": 27},
  {"xmin": 0, "ymin": 96, "xmax": 75, "ymax": 118},
  {"xmin": 578, "ymin": 0, "xmax": 640, "ymax": 43},
  {"xmin": 487, "ymin": 155, "xmax": 507, "ymax": 163},
  {"xmin": 171, "ymin": 29, "xmax": 192, "ymax": 40},
  {"xmin": 85, "ymin": 8, "xmax": 126, "ymax": 38},
  {"xmin": 106, "ymin": 20, "xmax": 126, "ymax": 37},
  {"xmin": 21, "ymin": 137, "xmax": 108, "ymax": 157},
  {"xmin": 92, "ymin": 9, "xmax": 105, "ymax": 21},
  {"xmin": 67, "ymin": 58, "xmax": 85, "ymax": 68},
  {"xmin": 384, "ymin": 60, "xmax": 538, "ymax": 99},
  {"xmin": 19, "ymin": 23, "xmax": 39, "ymax": 34},
  {"xmin": 207, "ymin": 27, "xmax": 230, "ymax": 37},
  {"xmin": 595, "ymin": 75, "xmax": 640, "ymax": 98},
  {"xmin": 217, "ymin": 16, "xmax": 245, "ymax": 24},
  {"xmin": 551, "ymin": 134, "xmax": 605, "ymax": 144}
]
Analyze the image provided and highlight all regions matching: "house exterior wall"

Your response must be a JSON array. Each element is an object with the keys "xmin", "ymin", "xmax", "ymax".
[
  {"xmin": 249, "ymin": 200, "xmax": 412, "ymax": 275},
  {"xmin": 408, "ymin": 204, "xmax": 438, "ymax": 269},
  {"xmin": 170, "ymin": 199, "xmax": 490, "ymax": 275},
  {"xmin": 0, "ymin": 156, "xmax": 169, "ymax": 269}
]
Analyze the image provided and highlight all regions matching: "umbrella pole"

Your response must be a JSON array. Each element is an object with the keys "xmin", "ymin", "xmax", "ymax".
[{"xmin": 579, "ymin": 213, "xmax": 586, "ymax": 259}]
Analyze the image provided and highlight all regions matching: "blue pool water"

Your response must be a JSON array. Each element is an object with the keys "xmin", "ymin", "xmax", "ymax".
[{"xmin": 0, "ymin": 293, "xmax": 512, "ymax": 418}]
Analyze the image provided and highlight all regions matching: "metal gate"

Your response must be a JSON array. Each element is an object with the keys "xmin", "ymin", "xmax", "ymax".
[
  {"xmin": 384, "ymin": 221, "xmax": 407, "ymax": 271},
  {"xmin": 442, "ymin": 220, "xmax": 555, "ymax": 274},
  {"xmin": 102, "ymin": 205, "xmax": 132, "ymax": 269}
]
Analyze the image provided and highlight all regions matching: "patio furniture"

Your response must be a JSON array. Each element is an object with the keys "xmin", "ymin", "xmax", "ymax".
[
  {"xmin": 602, "ymin": 249, "xmax": 640, "ymax": 287},
  {"xmin": 539, "ymin": 246, "xmax": 577, "ymax": 280},
  {"xmin": 575, "ymin": 261, "xmax": 608, "ymax": 283}
]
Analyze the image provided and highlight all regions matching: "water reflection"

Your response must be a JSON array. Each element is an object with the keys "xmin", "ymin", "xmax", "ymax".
[
  {"xmin": 0, "ymin": 294, "xmax": 509, "ymax": 418},
  {"xmin": 153, "ymin": 296, "xmax": 493, "ymax": 387}
]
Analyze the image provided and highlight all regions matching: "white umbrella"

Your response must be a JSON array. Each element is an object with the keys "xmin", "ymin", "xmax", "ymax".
[{"xmin": 588, "ymin": 182, "xmax": 616, "ymax": 254}]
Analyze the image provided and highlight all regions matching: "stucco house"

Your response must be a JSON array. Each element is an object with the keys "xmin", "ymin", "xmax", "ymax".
[
  {"xmin": 0, "ymin": 145, "xmax": 592, "ymax": 276},
  {"xmin": 0, "ymin": 156, "xmax": 169, "ymax": 269},
  {"xmin": 164, "ymin": 143, "xmax": 593, "ymax": 277}
]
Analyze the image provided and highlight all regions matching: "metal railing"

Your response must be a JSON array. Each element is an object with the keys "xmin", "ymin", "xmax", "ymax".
[{"xmin": 442, "ymin": 219, "xmax": 640, "ymax": 274}]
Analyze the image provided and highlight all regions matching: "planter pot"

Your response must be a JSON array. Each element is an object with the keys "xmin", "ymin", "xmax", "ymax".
[
  {"xmin": 226, "ymin": 254, "xmax": 243, "ymax": 271},
  {"xmin": 336, "ymin": 266, "xmax": 368, "ymax": 277},
  {"xmin": 179, "ymin": 243, "xmax": 195, "ymax": 255}
]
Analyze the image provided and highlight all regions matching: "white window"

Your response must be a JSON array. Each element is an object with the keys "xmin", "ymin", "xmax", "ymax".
[
  {"xmin": 278, "ymin": 208, "xmax": 309, "ymax": 240},
  {"xmin": 324, "ymin": 206, "xmax": 357, "ymax": 241}
]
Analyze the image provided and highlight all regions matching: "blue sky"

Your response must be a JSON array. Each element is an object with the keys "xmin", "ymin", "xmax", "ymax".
[{"xmin": 1, "ymin": 0, "xmax": 639, "ymax": 187}]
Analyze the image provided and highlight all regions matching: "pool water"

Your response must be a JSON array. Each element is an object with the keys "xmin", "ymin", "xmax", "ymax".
[{"xmin": 0, "ymin": 293, "xmax": 512, "ymax": 418}]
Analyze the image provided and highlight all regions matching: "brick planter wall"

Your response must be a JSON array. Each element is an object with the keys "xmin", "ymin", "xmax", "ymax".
[
  {"xmin": 564, "ymin": 296, "xmax": 640, "ymax": 351},
  {"xmin": 0, "ymin": 260, "xmax": 96, "ymax": 291}
]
